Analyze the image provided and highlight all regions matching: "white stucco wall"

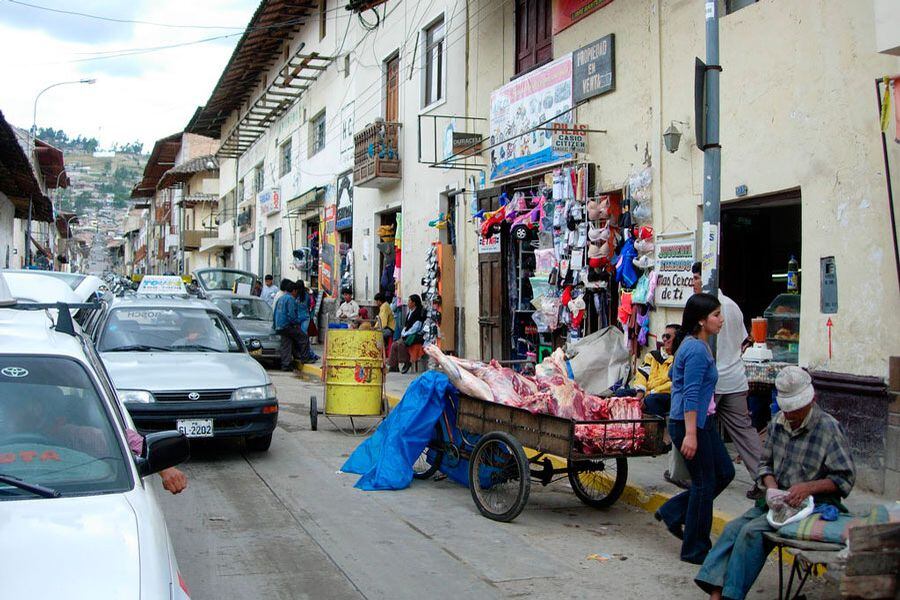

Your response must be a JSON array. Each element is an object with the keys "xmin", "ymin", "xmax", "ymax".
[{"xmin": 0, "ymin": 192, "xmax": 14, "ymax": 269}]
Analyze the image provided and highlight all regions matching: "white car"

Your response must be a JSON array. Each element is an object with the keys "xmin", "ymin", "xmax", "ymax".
[{"xmin": 0, "ymin": 274, "xmax": 191, "ymax": 599}]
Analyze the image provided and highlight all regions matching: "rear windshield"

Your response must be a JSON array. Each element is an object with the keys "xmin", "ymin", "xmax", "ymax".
[
  {"xmin": 214, "ymin": 297, "xmax": 274, "ymax": 321},
  {"xmin": 0, "ymin": 356, "xmax": 132, "ymax": 500}
]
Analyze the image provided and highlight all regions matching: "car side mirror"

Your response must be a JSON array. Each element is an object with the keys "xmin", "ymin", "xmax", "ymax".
[
  {"xmin": 136, "ymin": 431, "xmax": 190, "ymax": 477},
  {"xmin": 247, "ymin": 338, "xmax": 263, "ymax": 352}
]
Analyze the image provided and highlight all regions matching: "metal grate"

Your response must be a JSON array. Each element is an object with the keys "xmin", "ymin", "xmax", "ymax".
[{"xmin": 153, "ymin": 389, "xmax": 234, "ymax": 402}]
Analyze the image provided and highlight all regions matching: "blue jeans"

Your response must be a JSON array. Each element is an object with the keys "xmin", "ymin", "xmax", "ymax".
[
  {"xmin": 695, "ymin": 506, "xmax": 774, "ymax": 600},
  {"xmin": 657, "ymin": 417, "xmax": 735, "ymax": 564}
]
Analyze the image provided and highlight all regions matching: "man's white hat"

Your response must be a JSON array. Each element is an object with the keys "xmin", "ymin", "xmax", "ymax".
[{"xmin": 775, "ymin": 366, "xmax": 815, "ymax": 412}]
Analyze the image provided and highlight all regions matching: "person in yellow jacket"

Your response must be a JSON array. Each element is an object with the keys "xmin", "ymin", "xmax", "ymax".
[{"xmin": 632, "ymin": 323, "xmax": 679, "ymax": 418}]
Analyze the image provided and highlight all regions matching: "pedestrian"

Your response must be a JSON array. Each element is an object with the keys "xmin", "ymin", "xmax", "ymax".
[
  {"xmin": 387, "ymin": 294, "xmax": 426, "ymax": 374},
  {"xmin": 274, "ymin": 282, "xmax": 302, "ymax": 371},
  {"xmin": 273, "ymin": 278, "xmax": 292, "ymax": 304},
  {"xmin": 336, "ymin": 288, "xmax": 360, "ymax": 326},
  {"xmin": 292, "ymin": 280, "xmax": 313, "ymax": 363},
  {"xmin": 655, "ymin": 292, "xmax": 735, "ymax": 565},
  {"xmin": 692, "ymin": 261, "xmax": 764, "ymax": 499},
  {"xmin": 374, "ymin": 293, "xmax": 395, "ymax": 350},
  {"xmin": 261, "ymin": 274, "xmax": 279, "ymax": 305},
  {"xmin": 695, "ymin": 367, "xmax": 855, "ymax": 600}
]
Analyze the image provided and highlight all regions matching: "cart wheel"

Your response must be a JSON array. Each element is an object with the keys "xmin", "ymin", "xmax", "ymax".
[
  {"xmin": 568, "ymin": 457, "xmax": 628, "ymax": 508},
  {"xmin": 309, "ymin": 396, "xmax": 318, "ymax": 431},
  {"xmin": 468, "ymin": 431, "xmax": 531, "ymax": 522},
  {"xmin": 412, "ymin": 423, "xmax": 444, "ymax": 480}
]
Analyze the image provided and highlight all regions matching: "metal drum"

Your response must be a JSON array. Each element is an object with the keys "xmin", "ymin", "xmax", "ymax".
[{"xmin": 324, "ymin": 328, "xmax": 384, "ymax": 416}]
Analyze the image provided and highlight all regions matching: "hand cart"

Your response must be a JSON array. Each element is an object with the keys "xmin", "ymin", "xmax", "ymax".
[
  {"xmin": 309, "ymin": 326, "xmax": 389, "ymax": 435},
  {"xmin": 413, "ymin": 394, "xmax": 668, "ymax": 522}
]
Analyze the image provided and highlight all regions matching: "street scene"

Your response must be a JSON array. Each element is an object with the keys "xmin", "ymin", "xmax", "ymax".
[{"xmin": 1, "ymin": 1, "xmax": 900, "ymax": 599}]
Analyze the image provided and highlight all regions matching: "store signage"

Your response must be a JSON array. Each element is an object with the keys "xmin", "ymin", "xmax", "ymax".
[
  {"xmin": 572, "ymin": 34, "xmax": 615, "ymax": 103},
  {"xmin": 320, "ymin": 203, "xmax": 337, "ymax": 297},
  {"xmin": 553, "ymin": 0, "xmax": 615, "ymax": 35},
  {"xmin": 452, "ymin": 132, "xmax": 483, "ymax": 157},
  {"xmin": 820, "ymin": 256, "xmax": 838, "ymax": 314},
  {"xmin": 489, "ymin": 54, "xmax": 574, "ymax": 181},
  {"xmin": 340, "ymin": 101, "xmax": 355, "ymax": 165},
  {"xmin": 654, "ymin": 233, "xmax": 695, "ymax": 308},
  {"xmin": 551, "ymin": 123, "xmax": 588, "ymax": 153},
  {"xmin": 258, "ymin": 188, "xmax": 281, "ymax": 215},
  {"xmin": 137, "ymin": 275, "xmax": 187, "ymax": 296},
  {"xmin": 335, "ymin": 170, "xmax": 353, "ymax": 230},
  {"xmin": 478, "ymin": 233, "xmax": 500, "ymax": 254}
]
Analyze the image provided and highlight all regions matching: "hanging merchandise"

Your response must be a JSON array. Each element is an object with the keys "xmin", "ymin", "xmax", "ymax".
[{"xmin": 421, "ymin": 244, "xmax": 441, "ymax": 346}]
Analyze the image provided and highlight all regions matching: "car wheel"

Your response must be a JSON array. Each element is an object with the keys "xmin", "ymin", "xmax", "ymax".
[{"xmin": 245, "ymin": 433, "xmax": 273, "ymax": 452}]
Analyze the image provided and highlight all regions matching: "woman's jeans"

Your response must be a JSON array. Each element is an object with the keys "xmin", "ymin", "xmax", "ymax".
[{"xmin": 657, "ymin": 416, "xmax": 735, "ymax": 564}]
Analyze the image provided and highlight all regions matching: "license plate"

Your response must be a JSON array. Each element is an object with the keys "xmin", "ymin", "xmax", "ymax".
[{"xmin": 176, "ymin": 419, "xmax": 214, "ymax": 438}]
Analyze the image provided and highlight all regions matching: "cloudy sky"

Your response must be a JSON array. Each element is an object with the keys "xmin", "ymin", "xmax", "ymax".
[{"xmin": 0, "ymin": 0, "xmax": 261, "ymax": 149}]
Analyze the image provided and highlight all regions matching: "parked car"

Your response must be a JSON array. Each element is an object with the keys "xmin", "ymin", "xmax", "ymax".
[
  {"xmin": 90, "ymin": 295, "xmax": 278, "ymax": 451},
  {"xmin": 210, "ymin": 294, "xmax": 280, "ymax": 364},
  {"xmin": 192, "ymin": 268, "xmax": 260, "ymax": 295},
  {"xmin": 0, "ymin": 275, "xmax": 191, "ymax": 599},
  {"xmin": 3, "ymin": 270, "xmax": 104, "ymax": 303}
]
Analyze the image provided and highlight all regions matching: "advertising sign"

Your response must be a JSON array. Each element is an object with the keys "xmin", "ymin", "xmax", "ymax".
[
  {"xmin": 654, "ymin": 233, "xmax": 695, "ymax": 308},
  {"xmin": 320, "ymin": 204, "xmax": 337, "ymax": 297},
  {"xmin": 340, "ymin": 102, "xmax": 355, "ymax": 164},
  {"xmin": 550, "ymin": 123, "xmax": 588, "ymax": 153},
  {"xmin": 258, "ymin": 188, "xmax": 281, "ymax": 215},
  {"xmin": 552, "ymin": 0, "xmax": 614, "ymax": 35},
  {"xmin": 572, "ymin": 34, "xmax": 615, "ymax": 103},
  {"xmin": 489, "ymin": 54, "xmax": 574, "ymax": 181},
  {"xmin": 452, "ymin": 132, "xmax": 484, "ymax": 157},
  {"xmin": 335, "ymin": 170, "xmax": 353, "ymax": 230},
  {"xmin": 137, "ymin": 275, "xmax": 187, "ymax": 296},
  {"xmin": 478, "ymin": 232, "xmax": 500, "ymax": 254}
]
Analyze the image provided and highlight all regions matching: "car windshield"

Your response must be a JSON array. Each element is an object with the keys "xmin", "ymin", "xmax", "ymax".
[
  {"xmin": 98, "ymin": 307, "xmax": 243, "ymax": 353},
  {"xmin": 0, "ymin": 356, "xmax": 131, "ymax": 500},
  {"xmin": 197, "ymin": 271, "xmax": 256, "ymax": 292},
  {"xmin": 214, "ymin": 298, "xmax": 274, "ymax": 321}
]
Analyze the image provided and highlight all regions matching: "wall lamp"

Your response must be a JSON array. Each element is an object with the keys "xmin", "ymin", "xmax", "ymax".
[{"xmin": 663, "ymin": 120, "xmax": 690, "ymax": 154}]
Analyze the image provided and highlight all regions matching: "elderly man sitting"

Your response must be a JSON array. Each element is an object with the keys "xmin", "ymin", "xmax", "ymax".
[{"xmin": 694, "ymin": 366, "xmax": 855, "ymax": 600}]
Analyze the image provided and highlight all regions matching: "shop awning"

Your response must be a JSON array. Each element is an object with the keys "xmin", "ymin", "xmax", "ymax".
[
  {"xmin": 28, "ymin": 234, "xmax": 53, "ymax": 260},
  {"xmin": 285, "ymin": 186, "xmax": 325, "ymax": 218},
  {"xmin": 130, "ymin": 132, "xmax": 182, "ymax": 199},
  {"xmin": 198, "ymin": 237, "xmax": 234, "ymax": 253}
]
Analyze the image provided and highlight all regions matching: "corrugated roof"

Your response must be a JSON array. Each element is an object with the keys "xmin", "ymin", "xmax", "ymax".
[
  {"xmin": 0, "ymin": 110, "xmax": 53, "ymax": 221},
  {"xmin": 185, "ymin": 0, "xmax": 320, "ymax": 139},
  {"xmin": 157, "ymin": 154, "xmax": 218, "ymax": 190},
  {"xmin": 130, "ymin": 132, "xmax": 182, "ymax": 198}
]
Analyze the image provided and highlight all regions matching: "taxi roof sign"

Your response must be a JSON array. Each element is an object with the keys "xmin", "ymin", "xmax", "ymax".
[{"xmin": 136, "ymin": 275, "xmax": 188, "ymax": 296}]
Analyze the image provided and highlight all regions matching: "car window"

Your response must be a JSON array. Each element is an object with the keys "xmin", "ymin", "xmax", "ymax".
[
  {"xmin": 214, "ymin": 298, "xmax": 274, "ymax": 321},
  {"xmin": 98, "ymin": 307, "xmax": 242, "ymax": 353},
  {"xmin": 197, "ymin": 271, "xmax": 256, "ymax": 291},
  {"xmin": 0, "ymin": 356, "xmax": 132, "ymax": 500}
]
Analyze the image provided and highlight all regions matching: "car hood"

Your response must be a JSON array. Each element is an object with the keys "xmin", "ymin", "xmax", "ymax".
[
  {"xmin": 0, "ymin": 494, "xmax": 140, "ymax": 599},
  {"xmin": 102, "ymin": 351, "xmax": 268, "ymax": 391},
  {"xmin": 232, "ymin": 318, "xmax": 276, "ymax": 338}
]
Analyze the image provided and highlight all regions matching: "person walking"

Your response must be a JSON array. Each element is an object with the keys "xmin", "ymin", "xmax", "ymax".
[
  {"xmin": 655, "ymin": 292, "xmax": 735, "ymax": 565},
  {"xmin": 691, "ymin": 261, "xmax": 764, "ymax": 499},
  {"xmin": 274, "ymin": 282, "xmax": 302, "ymax": 371}
]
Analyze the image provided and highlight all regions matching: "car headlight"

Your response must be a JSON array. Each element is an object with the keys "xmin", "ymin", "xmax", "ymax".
[
  {"xmin": 232, "ymin": 384, "xmax": 276, "ymax": 401},
  {"xmin": 118, "ymin": 389, "xmax": 154, "ymax": 404}
]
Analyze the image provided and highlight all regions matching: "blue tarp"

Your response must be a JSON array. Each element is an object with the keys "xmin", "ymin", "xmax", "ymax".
[{"xmin": 341, "ymin": 371, "xmax": 458, "ymax": 491}]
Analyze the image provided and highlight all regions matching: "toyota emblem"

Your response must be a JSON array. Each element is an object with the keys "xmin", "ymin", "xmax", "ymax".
[
  {"xmin": 188, "ymin": 392, "xmax": 201, "ymax": 400},
  {"xmin": 1, "ymin": 367, "xmax": 29, "ymax": 378}
]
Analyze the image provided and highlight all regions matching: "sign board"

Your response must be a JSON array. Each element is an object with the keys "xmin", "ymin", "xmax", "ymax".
[
  {"xmin": 572, "ymin": 34, "xmax": 615, "ymax": 103},
  {"xmin": 654, "ymin": 233, "xmax": 695, "ymax": 307},
  {"xmin": 551, "ymin": 123, "xmax": 588, "ymax": 153},
  {"xmin": 489, "ymin": 54, "xmax": 574, "ymax": 181},
  {"xmin": 452, "ymin": 132, "xmax": 483, "ymax": 157},
  {"xmin": 335, "ymin": 170, "xmax": 353, "ymax": 230},
  {"xmin": 137, "ymin": 275, "xmax": 187, "ymax": 296},
  {"xmin": 553, "ymin": 0, "xmax": 614, "ymax": 35},
  {"xmin": 339, "ymin": 102, "xmax": 355, "ymax": 165},
  {"xmin": 320, "ymin": 204, "xmax": 337, "ymax": 297},
  {"xmin": 258, "ymin": 188, "xmax": 281, "ymax": 215},
  {"xmin": 478, "ymin": 232, "xmax": 500, "ymax": 254},
  {"xmin": 820, "ymin": 256, "xmax": 838, "ymax": 314}
]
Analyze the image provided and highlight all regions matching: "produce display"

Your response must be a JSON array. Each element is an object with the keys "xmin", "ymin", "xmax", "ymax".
[{"xmin": 424, "ymin": 345, "xmax": 647, "ymax": 454}]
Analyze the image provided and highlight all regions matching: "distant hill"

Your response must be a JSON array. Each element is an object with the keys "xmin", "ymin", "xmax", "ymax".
[{"xmin": 56, "ymin": 150, "xmax": 146, "ymax": 214}]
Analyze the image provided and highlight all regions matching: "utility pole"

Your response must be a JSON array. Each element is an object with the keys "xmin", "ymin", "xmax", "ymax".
[{"xmin": 701, "ymin": 1, "xmax": 721, "ymax": 297}]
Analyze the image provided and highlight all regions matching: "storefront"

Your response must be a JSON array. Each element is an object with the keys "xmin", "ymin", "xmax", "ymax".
[
  {"xmin": 286, "ymin": 186, "xmax": 325, "ymax": 291},
  {"xmin": 257, "ymin": 187, "xmax": 282, "ymax": 281},
  {"xmin": 335, "ymin": 170, "xmax": 353, "ymax": 294}
]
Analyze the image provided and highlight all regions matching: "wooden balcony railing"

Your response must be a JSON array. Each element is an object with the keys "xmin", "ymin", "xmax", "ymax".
[
  {"xmin": 182, "ymin": 230, "xmax": 208, "ymax": 250},
  {"xmin": 353, "ymin": 120, "xmax": 401, "ymax": 188}
]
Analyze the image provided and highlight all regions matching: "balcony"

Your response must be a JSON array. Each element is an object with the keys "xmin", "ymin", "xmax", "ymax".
[
  {"xmin": 182, "ymin": 230, "xmax": 211, "ymax": 250},
  {"xmin": 353, "ymin": 121, "xmax": 401, "ymax": 188}
]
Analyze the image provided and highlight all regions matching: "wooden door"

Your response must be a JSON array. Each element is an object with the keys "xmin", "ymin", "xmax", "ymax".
[
  {"xmin": 515, "ymin": 0, "xmax": 552, "ymax": 76},
  {"xmin": 477, "ymin": 188, "xmax": 506, "ymax": 361},
  {"xmin": 384, "ymin": 53, "xmax": 399, "ymax": 122}
]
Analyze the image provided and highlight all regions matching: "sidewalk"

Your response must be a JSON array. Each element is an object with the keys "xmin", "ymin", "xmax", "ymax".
[{"xmin": 295, "ymin": 349, "xmax": 893, "ymax": 532}]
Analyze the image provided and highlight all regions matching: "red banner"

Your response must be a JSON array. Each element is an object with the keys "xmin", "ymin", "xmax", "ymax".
[{"xmin": 552, "ymin": 0, "xmax": 614, "ymax": 35}]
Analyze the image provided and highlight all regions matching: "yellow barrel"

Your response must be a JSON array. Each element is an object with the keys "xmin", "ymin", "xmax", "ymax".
[{"xmin": 324, "ymin": 328, "xmax": 384, "ymax": 416}]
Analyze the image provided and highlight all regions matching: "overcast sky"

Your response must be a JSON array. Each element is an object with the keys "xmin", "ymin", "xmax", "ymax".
[{"xmin": 0, "ymin": 0, "xmax": 261, "ymax": 150}]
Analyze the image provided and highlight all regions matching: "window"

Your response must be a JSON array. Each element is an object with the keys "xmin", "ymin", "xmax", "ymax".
[
  {"xmin": 515, "ymin": 0, "xmax": 552, "ymax": 76},
  {"xmin": 310, "ymin": 110, "xmax": 326, "ymax": 155},
  {"xmin": 254, "ymin": 163, "xmax": 264, "ymax": 194},
  {"xmin": 725, "ymin": 0, "xmax": 758, "ymax": 13},
  {"xmin": 384, "ymin": 52, "xmax": 400, "ymax": 121},
  {"xmin": 280, "ymin": 138, "xmax": 292, "ymax": 177},
  {"xmin": 319, "ymin": 0, "xmax": 327, "ymax": 40},
  {"xmin": 422, "ymin": 17, "xmax": 445, "ymax": 108}
]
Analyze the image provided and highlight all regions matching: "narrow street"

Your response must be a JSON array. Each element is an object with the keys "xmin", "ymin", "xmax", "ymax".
[{"xmin": 159, "ymin": 371, "xmax": 787, "ymax": 600}]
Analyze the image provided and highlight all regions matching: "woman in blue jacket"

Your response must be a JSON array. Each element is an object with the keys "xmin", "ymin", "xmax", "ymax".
[{"xmin": 655, "ymin": 292, "xmax": 735, "ymax": 564}]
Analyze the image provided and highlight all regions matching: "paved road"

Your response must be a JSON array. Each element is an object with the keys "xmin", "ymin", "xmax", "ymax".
[{"xmin": 158, "ymin": 371, "xmax": 805, "ymax": 599}]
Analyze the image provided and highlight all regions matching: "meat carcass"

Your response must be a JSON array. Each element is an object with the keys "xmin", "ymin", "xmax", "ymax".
[{"xmin": 424, "ymin": 345, "xmax": 493, "ymax": 403}]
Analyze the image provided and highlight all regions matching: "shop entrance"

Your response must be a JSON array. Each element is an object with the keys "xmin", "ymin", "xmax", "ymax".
[
  {"xmin": 477, "ymin": 188, "xmax": 508, "ymax": 361},
  {"xmin": 720, "ymin": 190, "xmax": 802, "ymax": 324},
  {"xmin": 377, "ymin": 209, "xmax": 399, "ymax": 300}
]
